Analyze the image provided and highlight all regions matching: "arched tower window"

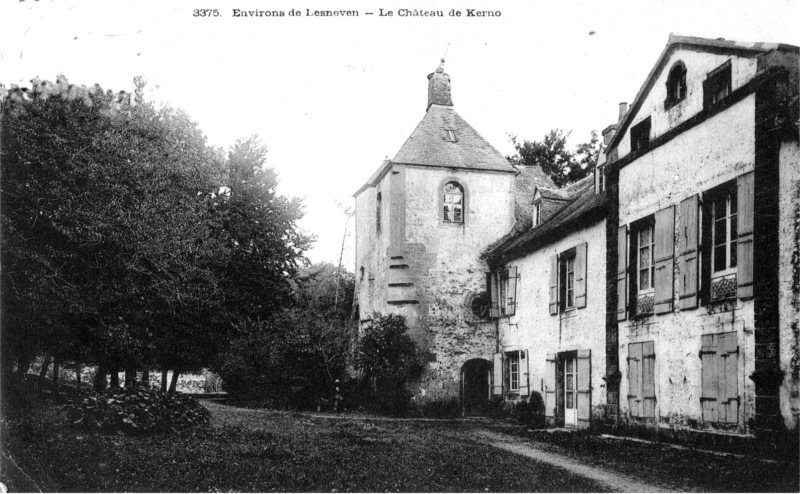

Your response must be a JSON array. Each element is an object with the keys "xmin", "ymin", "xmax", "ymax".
[
  {"xmin": 376, "ymin": 191, "xmax": 382, "ymax": 233},
  {"xmin": 442, "ymin": 182, "xmax": 464, "ymax": 223},
  {"xmin": 665, "ymin": 61, "xmax": 687, "ymax": 109}
]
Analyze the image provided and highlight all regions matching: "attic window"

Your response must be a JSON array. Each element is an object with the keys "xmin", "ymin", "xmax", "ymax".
[
  {"xmin": 630, "ymin": 117, "xmax": 651, "ymax": 153},
  {"xmin": 533, "ymin": 201, "xmax": 542, "ymax": 226},
  {"xmin": 704, "ymin": 60, "xmax": 732, "ymax": 109},
  {"xmin": 665, "ymin": 61, "xmax": 687, "ymax": 109},
  {"xmin": 445, "ymin": 130, "xmax": 457, "ymax": 142}
]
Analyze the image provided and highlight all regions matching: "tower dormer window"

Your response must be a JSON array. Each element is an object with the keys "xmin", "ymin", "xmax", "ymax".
[
  {"xmin": 665, "ymin": 61, "xmax": 687, "ymax": 109},
  {"xmin": 442, "ymin": 182, "xmax": 464, "ymax": 223},
  {"xmin": 445, "ymin": 130, "xmax": 457, "ymax": 142}
]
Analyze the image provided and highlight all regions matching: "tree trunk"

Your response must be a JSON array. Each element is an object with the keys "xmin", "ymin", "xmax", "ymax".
[
  {"xmin": 75, "ymin": 361, "xmax": 82, "ymax": 395},
  {"xmin": 110, "ymin": 368, "xmax": 119, "ymax": 389},
  {"xmin": 141, "ymin": 365, "xmax": 150, "ymax": 388},
  {"xmin": 51, "ymin": 357, "xmax": 61, "ymax": 396},
  {"xmin": 168, "ymin": 369, "xmax": 180, "ymax": 393},
  {"xmin": 125, "ymin": 364, "xmax": 137, "ymax": 388},
  {"xmin": 94, "ymin": 365, "xmax": 108, "ymax": 391},
  {"xmin": 38, "ymin": 354, "xmax": 52, "ymax": 393},
  {"xmin": 161, "ymin": 369, "xmax": 168, "ymax": 392}
]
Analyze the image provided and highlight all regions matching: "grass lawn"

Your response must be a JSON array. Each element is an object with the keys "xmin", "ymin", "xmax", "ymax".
[{"xmin": 2, "ymin": 400, "xmax": 607, "ymax": 492}]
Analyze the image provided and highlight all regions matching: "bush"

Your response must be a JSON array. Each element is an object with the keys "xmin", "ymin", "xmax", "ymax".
[
  {"xmin": 67, "ymin": 387, "xmax": 210, "ymax": 435},
  {"xmin": 202, "ymin": 369, "xmax": 224, "ymax": 393}
]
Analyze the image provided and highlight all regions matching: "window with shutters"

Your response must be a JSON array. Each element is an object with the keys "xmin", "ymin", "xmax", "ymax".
[
  {"xmin": 442, "ymin": 182, "xmax": 464, "ymax": 224},
  {"xmin": 700, "ymin": 331, "xmax": 739, "ymax": 424},
  {"xmin": 550, "ymin": 243, "xmax": 587, "ymax": 315},
  {"xmin": 704, "ymin": 60, "xmax": 732, "ymax": 109},
  {"xmin": 627, "ymin": 341, "xmax": 656, "ymax": 419},
  {"xmin": 622, "ymin": 207, "xmax": 675, "ymax": 318},
  {"xmin": 507, "ymin": 353, "xmax": 520, "ymax": 393},
  {"xmin": 488, "ymin": 267, "xmax": 518, "ymax": 318},
  {"xmin": 700, "ymin": 177, "xmax": 752, "ymax": 302}
]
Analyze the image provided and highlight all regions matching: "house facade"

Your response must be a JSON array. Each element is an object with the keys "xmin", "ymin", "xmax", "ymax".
[
  {"xmin": 604, "ymin": 35, "xmax": 799, "ymax": 433},
  {"xmin": 352, "ymin": 36, "xmax": 799, "ymax": 435}
]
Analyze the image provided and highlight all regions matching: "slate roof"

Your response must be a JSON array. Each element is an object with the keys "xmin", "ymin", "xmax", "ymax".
[
  {"xmin": 486, "ymin": 174, "xmax": 606, "ymax": 265},
  {"xmin": 513, "ymin": 165, "xmax": 558, "ymax": 230},
  {"xmin": 391, "ymin": 104, "xmax": 517, "ymax": 173}
]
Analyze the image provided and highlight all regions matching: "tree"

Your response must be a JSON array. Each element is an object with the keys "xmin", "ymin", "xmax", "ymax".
[
  {"xmin": 508, "ymin": 129, "xmax": 600, "ymax": 187},
  {"xmin": 353, "ymin": 314, "xmax": 422, "ymax": 414}
]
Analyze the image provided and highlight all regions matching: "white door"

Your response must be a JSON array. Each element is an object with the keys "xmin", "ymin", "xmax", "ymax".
[{"xmin": 564, "ymin": 356, "xmax": 577, "ymax": 428}]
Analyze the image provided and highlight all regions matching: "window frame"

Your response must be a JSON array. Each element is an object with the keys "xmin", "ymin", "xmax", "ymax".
[
  {"xmin": 533, "ymin": 200, "xmax": 542, "ymax": 226},
  {"xmin": 445, "ymin": 129, "xmax": 457, "ymax": 142},
  {"xmin": 376, "ymin": 191, "xmax": 382, "ymax": 234},
  {"xmin": 703, "ymin": 60, "xmax": 732, "ymax": 109},
  {"xmin": 701, "ymin": 180, "xmax": 740, "ymax": 302},
  {"xmin": 506, "ymin": 351, "xmax": 520, "ymax": 393},
  {"xmin": 665, "ymin": 61, "xmax": 687, "ymax": 110},
  {"xmin": 597, "ymin": 164, "xmax": 606, "ymax": 193},
  {"xmin": 558, "ymin": 248, "xmax": 578, "ymax": 312},
  {"xmin": 439, "ymin": 179, "xmax": 466, "ymax": 225},
  {"xmin": 637, "ymin": 224, "xmax": 656, "ymax": 295},
  {"xmin": 630, "ymin": 117, "xmax": 651, "ymax": 153}
]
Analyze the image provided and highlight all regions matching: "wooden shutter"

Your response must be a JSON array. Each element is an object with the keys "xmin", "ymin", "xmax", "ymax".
[
  {"xmin": 654, "ymin": 207, "xmax": 675, "ymax": 314},
  {"xmin": 545, "ymin": 354, "xmax": 556, "ymax": 419},
  {"xmin": 617, "ymin": 225, "xmax": 629, "ymax": 321},
  {"xmin": 489, "ymin": 272, "xmax": 500, "ymax": 318},
  {"xmin": 720, "ymin": 332, "xmax": 739, "ymax": 423},
  {"xmin": 519, "ymin": 350, "xmax": 530, "ymax": 396},
  {"xmin": 700, "ymin": 333, "xmax": 719, "ymax": 423},
  {"xmin": 575, "ymin": 242, "xmax": 588, "ymax": 309},
  {"xmin": 642, "ymin": 341, "xmax": 656, "ymax": 418},
  {"xmin": 576, "ymin": 349, "xmax": 592, "ymax": 428},
  {"xmin": 506, "ymin": 266, "xmax": 518, "ymax": 316},
  {"xmin": 737, "ymin": 172, "xmax": 754, "ymax": 299},
  {"xmin": 627, "ymin": 343, "xmax": 642, "ymax": 418},
  {"xmin": 549, "ymin": 254, "xmax": 559, "ymax": 315},
  {"xmin": 678, "ymin": 195, "xmax": 699, "ymax": 310},
  {"xmin": 492, "ymin": 352, "xmax": 503, "ymax": 396}
]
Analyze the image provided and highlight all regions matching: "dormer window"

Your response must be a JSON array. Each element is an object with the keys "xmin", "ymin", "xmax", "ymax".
[
  {"xmin": 445, "ymin": 130, "xmax": 457, "ymax": 142},
  {"xmin": 533, "ymin": 201, "xmax": 542, "ymax": 226},
  {"xmin": 704, "ymin": 60, "xmax": 732, "ymax": 109},
  {"xmin": 596, "ymin": 164, "xmax": 606, "ymax": 193},
  {"xmin": 630, "ymin": 117, "xmax": 651, "ymax": 152},
  {"xmin": 665, "ymin": 61, "xmax": 687, "ymax": 109},
  {"xmin": 442, "ymin": 181, "xmax": 464, "ymax": 223}
]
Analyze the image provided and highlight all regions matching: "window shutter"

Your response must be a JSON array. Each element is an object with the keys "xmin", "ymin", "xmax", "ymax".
[
  {"xmin": 576, "ymin": 349, "xmax": 591, "ymax": 428},
  {"xmin": 492, "ymin": 352, "xmax": 503, "ymax": 396},
  {"xmin": 549, "ymin": 254, "xmax": 559, "ymax": 315},
  {"xmin": 617, "ymin": 225, "xmax": 629, "ymax": 321},
  {"xmin": 575, "ymin": 242, "xmax": 588, "ymax": 309},
  {"xmin": 627, "ymin": 343, "xmax": 642, "ymax": 418},
  {"xmin": 642, "ymin": 341, "xmax": 656, "ymax": 418},
  {"xmin": 488, "ymin": 272, "xmax": 500, "ymax": 318},
  {"xmin": 678, "ymin": 195, "xmax": 699, "ymax": 310},
  {"xmin": 700, "ymin": 333, "xmax": 719, "ymax": 423},
  {"xmin": 519, "ymin": 350, "xmax": 530, "ymax": 396},
  {"xmin": 720, "ymin": 332, "xmax": 739, "ymax": 423},
  {"xmin": 506, "ymin": 266, "xmax": 518, "ymax": 316},
  {"xmin": 737, "ymin": 172, "xmax": 754, "ymax": 299},
  {"xmin": 545, "ymin": 354, "xmax": 556, "ymax": 419},
  {"xmin": 654, "ymin": 206, "xmax": 675, "ymax": 314}
]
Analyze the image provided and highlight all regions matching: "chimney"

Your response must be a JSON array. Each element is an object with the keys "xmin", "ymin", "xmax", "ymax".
[
  {"xmin": 618, "ymin": 102, "xmax": 628, "ymax": 124},
  {"xmin": 601, "ymin": 124, "xmax": 618, "ymax": 146},
  {"xmin": 427, "ymin": 59, "xmax": 453, "ymax": 111}
]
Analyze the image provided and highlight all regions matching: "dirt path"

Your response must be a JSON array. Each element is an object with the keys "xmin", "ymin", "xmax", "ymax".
[{"xmin": 461, "ymin": 430, "xmax": 668, "ymax": 493}]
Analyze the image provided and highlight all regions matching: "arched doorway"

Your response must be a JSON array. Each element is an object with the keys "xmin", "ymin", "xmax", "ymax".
[{"xmin": 461, "ymin": 359, "xmax": 492, "ymax": 416}]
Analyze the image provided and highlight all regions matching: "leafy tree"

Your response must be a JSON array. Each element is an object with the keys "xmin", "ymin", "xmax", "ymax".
[
  {"xmin": 353, "ymin": 314, "xmax": 421, "ymax": 414},
  {"xmin": 508, "ymin": 129, "xmax": 600, "ymax": 187}
]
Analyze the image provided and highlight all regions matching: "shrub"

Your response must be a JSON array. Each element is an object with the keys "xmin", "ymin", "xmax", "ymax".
[
  {"xmin": 202, "ymin": 369, "xmax": 224, "ymax": 393},
  {"xmin": 353, "ymin": 314, "xmax": 422, "ymax": 415},
  {"xmin": 67, "ymin": 387, "xmax": 210, "ymax": 435}
]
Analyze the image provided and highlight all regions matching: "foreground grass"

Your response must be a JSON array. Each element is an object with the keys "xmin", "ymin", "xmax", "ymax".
[{"xmin": 3, "ymin": 400, "xmax": 606, "ymax": 492}]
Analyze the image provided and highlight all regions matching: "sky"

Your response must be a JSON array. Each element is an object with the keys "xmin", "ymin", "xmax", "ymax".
[{"xmin": 2, "ymin": 0, "xmax": 798, "ymax": 270}]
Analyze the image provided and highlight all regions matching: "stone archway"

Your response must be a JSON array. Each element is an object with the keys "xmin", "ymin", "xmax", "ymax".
[{"xmin": 461, "ymin": 358, "xmax": 492, "ymax": 416}]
